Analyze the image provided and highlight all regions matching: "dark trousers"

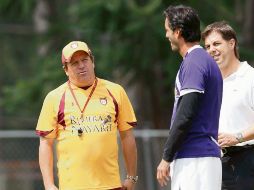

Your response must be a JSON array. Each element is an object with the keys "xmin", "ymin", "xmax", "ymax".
[{"xmin": 221, "ymin": 146, "xmax": 254, "ymax": 190}]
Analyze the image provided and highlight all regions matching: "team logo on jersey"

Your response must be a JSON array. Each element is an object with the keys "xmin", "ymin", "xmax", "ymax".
[{"xmin": 100, "ymin": 97, "xmax": 107, "ymax": 105}]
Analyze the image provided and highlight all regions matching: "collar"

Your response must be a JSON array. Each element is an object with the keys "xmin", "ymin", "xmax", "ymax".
[
  {"xmin": 185, "ymin": 45, "xmax": 203, "ymax": 57},
  {"xmin": 224, "ymin": 61, "xmax": 249, "ymax": 80},
  {"xmin": 235, "ymin": 61, "xmax": 249, "ymax": 77},
  {"xmin": 67, "ymin": 78, "xmax": 99, "ymax": 90}
]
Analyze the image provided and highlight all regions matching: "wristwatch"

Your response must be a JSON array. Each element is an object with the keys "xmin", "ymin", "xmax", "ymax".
[
  {"xmin": 126, "ymin": 175, "xmax": 138, "ymax": 184},
  {"xmin": 235, "ymin": 132, "xmax": 244, "ymax": 143}
]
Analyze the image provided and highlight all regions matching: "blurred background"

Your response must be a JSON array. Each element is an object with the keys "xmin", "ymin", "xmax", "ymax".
[{"xmin": 0, "ymin": 0, "xmax": 254, "ymax": 189}]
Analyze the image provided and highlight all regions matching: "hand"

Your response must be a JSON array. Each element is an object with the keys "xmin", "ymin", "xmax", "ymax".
[
  {"xmin": 218, "ymin": 132, "xmax": 238, "ymax": 147},
  {"xmin": 156, "ymin": 159, "xmax": 170, "ymax": 187},
  {"xmin": 122, "ymin": 179, "xmax": 135, "ymax": 190}
]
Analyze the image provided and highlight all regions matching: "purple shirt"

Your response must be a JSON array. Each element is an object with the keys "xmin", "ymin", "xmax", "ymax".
[{"xmin": 171, "ymin": 47, "xmax": 223, "ymax": 159}]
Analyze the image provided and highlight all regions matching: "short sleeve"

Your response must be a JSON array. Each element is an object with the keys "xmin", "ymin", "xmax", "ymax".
[
  {"xmin": 117, "ymin": 86, "xmax": 137, "ymax": 131},
  {"xmin": 250, "ymin": 80, "xmax": 254, "ymax": 111},
  {"xmin": 36, "ymin": 92, "xmax": 58, "ymax": 138},
  {"xmin": 179, "ymin": 60, "xmax": 206, "ymax": 96}
]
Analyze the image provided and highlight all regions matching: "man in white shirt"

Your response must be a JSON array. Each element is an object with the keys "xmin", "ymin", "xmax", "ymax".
[{"xmin": 202, "ymin": 21, "xmax": 254, "ymax": 190}]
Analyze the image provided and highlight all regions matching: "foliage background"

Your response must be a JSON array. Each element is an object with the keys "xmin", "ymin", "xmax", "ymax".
[{"xmin": 0, "ymin": 0, "xmax": 254, "ymax": 130}]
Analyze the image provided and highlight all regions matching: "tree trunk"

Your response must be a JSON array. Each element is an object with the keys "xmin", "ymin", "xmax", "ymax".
[{"xmin": 242, "ymin": 0, "xmax": 254, "ymax": 48}]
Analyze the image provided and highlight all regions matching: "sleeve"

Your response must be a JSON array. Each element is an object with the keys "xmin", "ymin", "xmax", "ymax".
[
  {"xmin": 162, "ymin": 92, "xmax": 203, "ymax": 162},
  {"xmin": 250, "ymin": 79, "xmax": 254, "ymax": 111},
  {"xmin": 117, "ymin": 85, "xmax": 137, "ymax": 131},
  {"xmin": 35, "ymin": 92, "xmax": 58, "ymax": 138},
  {"xmin": 180, "ymin": 59, "xmax": 206, "ymax": 96}
]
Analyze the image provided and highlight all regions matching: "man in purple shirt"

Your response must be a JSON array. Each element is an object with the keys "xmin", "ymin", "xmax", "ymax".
[{"xmin": 156, "ymin": 5, "xmax": 223, "ymax": 190}]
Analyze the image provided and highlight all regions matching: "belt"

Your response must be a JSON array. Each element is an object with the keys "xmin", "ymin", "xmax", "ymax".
[{"xmin": 222, "ymin": 144, "xmax": 254, "ymax": 155}]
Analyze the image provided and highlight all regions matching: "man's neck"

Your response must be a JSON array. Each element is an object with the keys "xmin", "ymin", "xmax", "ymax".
[
  {"xmin": 179, "ymin": 41, "xmax": 200, "ymax": 57},
  {"xmin": 221, "ymin": 57, "xmax": 240, "ymax": 79},
  {"xmin": 69, "ymin": 76, "xmax": 96, "ymax": 88}
]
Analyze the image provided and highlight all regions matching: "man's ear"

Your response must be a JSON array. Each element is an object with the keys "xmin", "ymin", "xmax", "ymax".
[
  {"xmin": 63, "ymin": 65, "xmax": 69, "ymax": 76},
  {"xmin": 174, "ymin": 28, "xmax": 181, "ymax": 38},
  {"xmin": 229, "ymin": 38, "xmax": 235, "ymax": 49}
]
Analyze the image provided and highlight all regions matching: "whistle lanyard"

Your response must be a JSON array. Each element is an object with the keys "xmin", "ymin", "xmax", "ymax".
[{"xmin": 68, "ymin": 78, "xmax": 98, "ymax": 119}]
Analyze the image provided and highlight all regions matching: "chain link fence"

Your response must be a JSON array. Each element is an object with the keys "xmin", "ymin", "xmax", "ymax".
[{"xmin": 0, "ymin": 130, "xmax": 170, "ymax": 190}]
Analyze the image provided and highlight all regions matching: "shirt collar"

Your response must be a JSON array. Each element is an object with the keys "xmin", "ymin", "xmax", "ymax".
[
  {"xmin": 235, "ymin": 61, "xmax": 249, "ymax": 77},
  {"xmin": 225, "ymin": 61, "xmax": 249, "ymax": 80},
  {"xmin": 67, "ymin": 78, "xmax": 99, "ymax": 90},
  {"xmin": 185, "ymin": 45, "xmax": 203, "ymax": 57}
]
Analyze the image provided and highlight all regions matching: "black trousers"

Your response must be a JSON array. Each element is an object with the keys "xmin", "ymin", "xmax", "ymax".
[{"xmin": 221, "ymin": 146, "xmax": 254, "ymax": 190}]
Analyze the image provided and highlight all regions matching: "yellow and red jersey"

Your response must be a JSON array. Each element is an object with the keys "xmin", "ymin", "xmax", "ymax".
[{"xmin": 36, "ymin": 78, "xmax": 137, "ymax": 190}]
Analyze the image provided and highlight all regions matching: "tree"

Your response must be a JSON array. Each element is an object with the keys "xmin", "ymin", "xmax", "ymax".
[{"xmin": 1, "ymin": 0, "xmax": 253, "ymax": 129}]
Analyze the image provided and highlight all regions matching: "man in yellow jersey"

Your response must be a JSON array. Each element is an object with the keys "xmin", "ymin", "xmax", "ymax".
[{"xmin": 36, "ymin": 41, "xmax": 138, "ymax": 190}]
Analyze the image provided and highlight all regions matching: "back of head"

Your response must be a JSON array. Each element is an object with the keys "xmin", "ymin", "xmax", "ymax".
[
  {"xmin": 201, "ymin": 21, "xmax": 239, "ymax": 58},
  {"xmin": 164, "ymin": 5, "xmax": 201, "ymax": 42}
]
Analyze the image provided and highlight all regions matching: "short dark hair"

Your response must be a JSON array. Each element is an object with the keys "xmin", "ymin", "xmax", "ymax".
[
  {"xmin": 201, "ymin": 21, "xmax": 239, "ymax": 59},
  {"xmin": 164, "ymin": 5, "xmax": 201, "ymax": 42}
]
